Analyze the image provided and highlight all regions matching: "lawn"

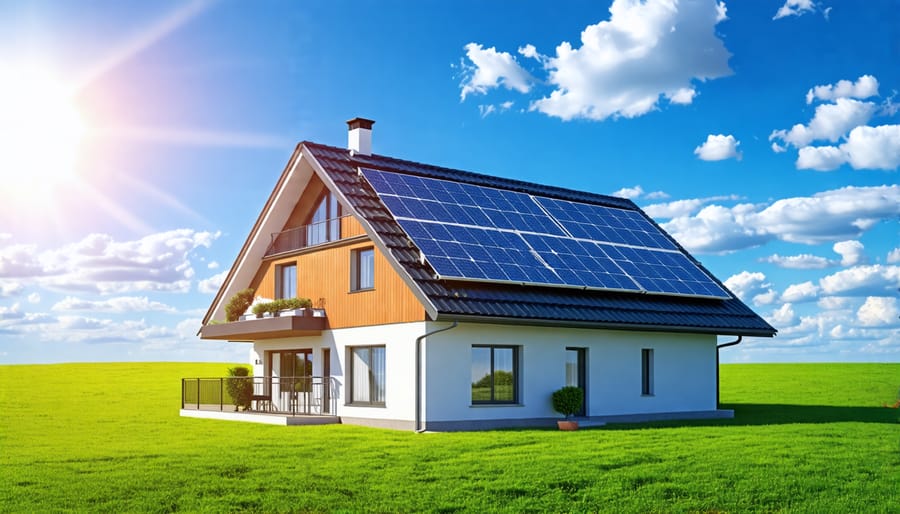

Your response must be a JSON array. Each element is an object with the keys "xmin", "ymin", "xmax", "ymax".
[{"xmin": 1, "ymin": 362, "xmax": 898, "ymax": 513}]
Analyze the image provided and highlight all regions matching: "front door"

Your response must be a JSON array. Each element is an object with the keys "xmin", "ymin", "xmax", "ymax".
[{"xmin": 565, "ymin": 347, "xmax": 586, "ymax": 417}]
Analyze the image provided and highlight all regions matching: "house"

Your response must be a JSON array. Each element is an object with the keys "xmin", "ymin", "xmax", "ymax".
[{"xmin": 190, "ymin": 118, "xmax": 776, "ymax": 431}]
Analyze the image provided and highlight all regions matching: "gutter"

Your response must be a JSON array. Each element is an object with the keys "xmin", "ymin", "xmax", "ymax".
[
  {"xmin": 415, "ymin": 321, "xmax": 458, "ymax": 433},
  {"xmin": 716, "ymin": 336, "xmax": 742, "ymax": 408}
]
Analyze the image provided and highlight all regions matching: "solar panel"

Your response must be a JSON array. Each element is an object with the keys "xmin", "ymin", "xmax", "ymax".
[{"xmin": 361, "ymin": 168, "xmax": 730, "ymax": 299}]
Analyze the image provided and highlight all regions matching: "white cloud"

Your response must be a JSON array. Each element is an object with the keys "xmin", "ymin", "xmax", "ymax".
[
  {"xmin": 769, "ymin": 303, "xmax": 797, "ymax": 326},
  {"xmin": 723, "ymin": 271, "xmax": 773, "ymax": 305},
  {"xmin": 819, "ymin": 264, "xmax": 900, "ymax": 296},
  {"xmin": 833, "ymin": 240, "xmax": 865, "ymax": 266},
  {"xmin": 643, "ymin": 194, "xmax": 740, "ymax": 219},
  {"xmin": 806, "ymin": 75, "xmax": 879, "ymax": 104},
  {"xmin": 198, "ymin": 270, "xmax": 227, "ymax": 294},
  {"xmin": 857, "ymin": 297, "xmax": 900, "ymax": 326},
  {"xmin": 51, "ymin": 296, "xmax": 176, "ymax": 313},
  {"xmin": 207, "ymin": 261, "xmax": 219, "ymax": 270},
  {"xmin": 694, "ymin": 134, "xmax": 742, "ymax": 161},
  {"xmin": 644, "ymin": 190, "xmax": 670, "ymax": 200},
  {"xmin": 612, "ymin": 185, "xmax": 644, "ymax": 199},
  {"xmin": 841, "ymin": 124, "xmax": 900, "ymax": 170},
  {"xmin": 517, "ymin": 44, "xmax": 540, "ymax": 60},
  {"xmin": 0, "ymin": 303, "xmax": 23, "ymax": 320},
  {"xmin": 0, "ymin": 243, "xmax": 45, "ymax": 278},
  {"xmin": 770, "ymin": 98, "xmax": 876, "ymax": 149},
  {"xmin": 459, "ymin": 43, "xmax": 532, "ymax": 100},
  {"xmin": 527, "ymin": 0, "xmax": 731, "ymax": 121},
  {"xmin": 773, "ymin": 0, "xmax": 816, "ymax": 20},
  {"xmin": 763, "ymin": 253, "xmax": 831, "ymax": 269},
  {"xmin": 796, "ymin": 145, "xmax": 845, "ymax": 171},
  {"xmin": 818, "ymin": 296, "xmax": 854, "ymax": 310},
  {"xmin": 0, "ymin": 281, "xmax": 24, "ymax": 297},
  {"xmin": 36, "ymin": 229, "xmax": 220, "ymax": 294},
  {"xmin": 753, "ymin": 289, "xmax": 778, "ymax": 306},
  {"xmin": 27, "ymin": 292, "xmax": 40, "ymax": 304},
  {"xmin": 478, "ymin": 104, "xmax": 496, "ymax": 118},
  {"xmin": 887, "ymin": 247, "xmax": 900, "ymax": 264},
  {"xmin": 665, "ymin": 185, "xmax": 900, "ymax": 253},
  {"xmin": 781, "ymin": 281, "xmax": 820, "ymax": 302}
]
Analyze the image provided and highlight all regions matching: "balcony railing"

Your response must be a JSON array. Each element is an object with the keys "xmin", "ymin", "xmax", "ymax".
[
  {"xmin": 181, "ymin": 376, "xmax": 337, "ymax": 416},
  {"xmin": 265, "ymin": 216, "xmax": 353, "ymax": 256}
]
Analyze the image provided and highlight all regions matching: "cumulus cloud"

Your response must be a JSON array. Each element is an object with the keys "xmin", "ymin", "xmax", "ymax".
[
  {"xmin": 643, "ymin": 194, "xmax": 741, "ymax": 219},
  {"xmin": 694, "ymin": 134, "xmax": 742, "ymax": 161},
  {"xmin": 841, "ymin": 124, "xmax": 900, "ymax": 170},
  {"xmin": 781, "ymin": 281, "xmax": 820, "ymax": 303},
  {"xmin": 762, "ymin": 253, "xmax": 831, "ymax": 269},
  {"xmin": 198, "ymin": 270, "xmax": 227, "ymax": 294},
  {"xmin": 51, "ymin": 296, "xmax": 176, "ymax": 313},
  {"xmin": 833, "ymin": 240, "xmax": 865, "ymax": 266},
  {"xmin": 36, "ymin": 229, "xmax": 220, "ymax": 294},
  {"xmin": 888, "ymin": 247, "xmax": 900, "ymax": 264},
  {"xmin": 769, "ymin": 303, "xmax": 797, "ymax": 326},
  {"xmin": 664, "ymin": 185, "xmax": 900, "ymax": 253},
  {"xmin": 27, "ymin": 292, "xmax": 40, "ymax": 304},
  {"xmin": 773, "ymin": 0, "xmax": 816, "ymax": 19},
  {"xmin": 771, "ymin": 98, "xmax": 876, "ymax": 149},
  {"xmin": 460, "ymin": 0, "xmax": 732, "ymax": 121},
  {"xmin": 0, "ymin": 243, "xmax": 46, "ymax": 278},
  {"xmin": 0, "ymin": 281, "xmax": 24, "ymax": 297},
  {"xmin": 806, "ymin": 75, "xmax": 879, "ymax": 104},
  {"xmin": 723, "ymin": 271, "xmax": 775, "ymax": 306},
  {"xmin": 857, "ymin": 297, "xmax": 900, "ymax": 326},
  {"xmin": 819, "ymin": 264, "xmax": 900, "ymax": 296},
  {"xmin": 459, "ymin": 43, "xmax": 533, "ymax": 100},
  {"xmin": 612, "ymin": 185, "xmax": 644, "ymax": 199}
]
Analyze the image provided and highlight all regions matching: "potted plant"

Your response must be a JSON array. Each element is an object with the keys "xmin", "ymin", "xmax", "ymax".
[
  {"xmin": 552, "ymin": 386, "xmax": 584, "ymax": 430},
  {"xmin": 225, "ymin": 366, "xmax": 253, "ymax": 411}
]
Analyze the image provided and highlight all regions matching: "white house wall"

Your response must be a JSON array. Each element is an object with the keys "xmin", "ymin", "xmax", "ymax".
[{"xmin": 422, "ymin": 322, "xmax": 719, "ymax": 430}]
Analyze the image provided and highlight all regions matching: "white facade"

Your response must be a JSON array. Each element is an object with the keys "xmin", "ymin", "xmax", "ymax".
[{"xmin": 249, "ymin": 320, "xmax": 724, "ymax": 431}]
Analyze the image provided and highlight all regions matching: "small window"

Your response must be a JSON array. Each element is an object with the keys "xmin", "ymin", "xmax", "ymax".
[
  {"xmin": 351, "ymin": 247, "xmax": 375, "ymax": 291},
  {"xmin": 349, "ymin": 346, "xmax": 385, "ymax": 406},
  {"xmin": 276, "ymin": 263, "xmax": 297, "ymax": 299},
  {"xmin": 641, "ymin": 348, "xmax": 654, "ymax": 396},
  {"xmin": 471, "ymin": 345, "xmax": 518, "ymax": 404}
]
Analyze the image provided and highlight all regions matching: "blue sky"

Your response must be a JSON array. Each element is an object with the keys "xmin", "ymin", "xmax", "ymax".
[{"xmin": 0, "ymin": 0, "xmax": 897, "ymax": 364}]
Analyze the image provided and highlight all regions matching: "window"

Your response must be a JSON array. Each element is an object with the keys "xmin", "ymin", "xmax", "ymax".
[
  {"xmin": 349, "ymin": 346, "xmax": 385, "ymax": 406},
  {"xmin": 307, "ymin": 191, "xmax": 341, "ymax": 246},
  {"xmin": 276, "ymin": 263, "xmax": 297, "ymax": 299},
  {"xmin": 351, "ymin": 247, "xmax": 375, "ymax": 291},
  {"xmin": 641, "ymin": 348, "xmax": 654, "ymax": 396},
  {"xmin": 471, "ymin": 345, "xmax": 518, "ymax": 404}
]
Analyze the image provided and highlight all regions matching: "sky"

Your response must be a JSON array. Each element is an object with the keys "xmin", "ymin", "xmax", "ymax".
[{"xmin": 0, "ymin": 0, "xmax": 897, "ymax": 365}]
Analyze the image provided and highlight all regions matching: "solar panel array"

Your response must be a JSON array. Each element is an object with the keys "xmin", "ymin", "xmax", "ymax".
[{"xmin": 361, "ymin": 168, "xmax": 731, "ymax": 299}]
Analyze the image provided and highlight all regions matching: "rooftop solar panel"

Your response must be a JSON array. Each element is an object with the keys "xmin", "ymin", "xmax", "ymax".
[{"xmin": 361, "ymin": 167, "xmax": 730, "ymax": 299}]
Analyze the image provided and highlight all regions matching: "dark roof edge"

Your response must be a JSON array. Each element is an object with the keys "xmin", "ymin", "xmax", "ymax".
[
  {"xmin": 301, "ymin": 141, "xmax": 637, "ymax": 210},
  {"xmin": 435, "ymin": 313, "xmax": 778, "ymax": 337}
]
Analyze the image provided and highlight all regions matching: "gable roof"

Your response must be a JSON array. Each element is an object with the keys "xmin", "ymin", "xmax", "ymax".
[{"xmin": 301, "ymin": 142, "xmax": 776, "ymax": 337}]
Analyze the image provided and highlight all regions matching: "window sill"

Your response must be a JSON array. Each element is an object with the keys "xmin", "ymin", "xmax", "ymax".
[
  {"xmin": 470, "ymin": 403, "xmax": 524, "ymax": 408},
  {"xmin": 348, "ymin": 288, "xmax": 375, "ymax": 294},
  {"xmin": 345, "ymin": 402, "xmax": 385, "ymax": 408}
]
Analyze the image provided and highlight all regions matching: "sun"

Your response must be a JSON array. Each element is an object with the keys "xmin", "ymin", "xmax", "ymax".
[{"xmin": 0, "ymin": 65, "xmax": 86, "ymax": 197}]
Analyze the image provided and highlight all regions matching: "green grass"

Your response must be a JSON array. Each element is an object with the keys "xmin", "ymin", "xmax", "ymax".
[{"xmin": 2, "ymin": 362, "xmax": 898, "ymax": 513}]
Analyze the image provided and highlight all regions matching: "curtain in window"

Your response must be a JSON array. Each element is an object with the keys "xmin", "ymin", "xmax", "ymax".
[
  {"xmin": 352, "ymin": 349, "xmax": 370, "ymax": 403},
  {"xmin": 371, "ymin": 346, "xmax": 385, "ymax": 403},
  {"xmin": 359, "ymin": 249, "xmax": 374, "ymax": 289},
  {"xmin": 352, "ymin": 346, "xmax": 385, "ymax": 404}
]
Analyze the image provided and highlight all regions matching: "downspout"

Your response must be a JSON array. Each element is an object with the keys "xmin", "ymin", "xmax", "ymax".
[
  {"xmin": 716, "ymin": 336, "xmax": 742, "ymax": 408},
  {"xmin": 415, "ymin": 320, "xmax": 458, "ymax": 433}
]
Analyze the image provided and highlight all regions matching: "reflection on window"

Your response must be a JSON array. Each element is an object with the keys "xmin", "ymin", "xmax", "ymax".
[
  {"xmin": 471, "ymin": 345, "xmax": 517, "ymax": 404},
  {"xmin": 350, "ymin": 346, "xmax": 385, "ymax": 406},
  {"xmin": 307, "ymin": 192, "xmax": 341, "ymax": 246},
  {"xmin": 276, "ymin": 264, "xmax": 297, "ymax": 299},
  {"xmin": 352, "ymin": 248, "xmax": 375, "ymax": 291}
]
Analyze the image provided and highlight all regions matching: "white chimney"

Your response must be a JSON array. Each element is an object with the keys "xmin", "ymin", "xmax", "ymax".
[{"xmin": 347, "ymin": 117, "xmax": 375, "ymax": 155}]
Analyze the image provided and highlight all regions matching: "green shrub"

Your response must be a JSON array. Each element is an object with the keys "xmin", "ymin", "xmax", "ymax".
[
  {"xmin": 551, "ymin": 386, "xmax": 584, "ymax": 419},
  {"xmin": 251, "ymin": 297, "xmax": 313, "ymax": 317},
  {"xmin": 224, "ymin": 288, "xmax": 255, "ymax": 322},
  {"xmin": 225, "ymin": 366, "xmax": 253, "ymax": 411}
]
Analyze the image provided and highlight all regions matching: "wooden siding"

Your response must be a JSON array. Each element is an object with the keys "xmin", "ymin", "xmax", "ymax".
[{"xmin": 251, "ymin": 240, "xmax": 425, "ymax": 328}]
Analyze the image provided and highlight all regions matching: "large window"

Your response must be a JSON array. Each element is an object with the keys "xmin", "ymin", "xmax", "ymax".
[
  {"xmin": 349, "ymin": 346, "xmax": 385, "ymax": 406},
  {"xmin": 471, "ymin": 345, "xmax": 518, "ymax": 404},
  {"xmin": 351, "ymin": 247, "xmax": 375, "ymax": 291},
  {"xmin": 641, "ymin": 348, "xmax": 654, "ymax": 396},
  {"xmin": 307, "ymin": 191, "xmax": 341, "ymax": 246},
  {"xmin": 276, "ymin": 263, "xmax": 297, "ymax": 299}
]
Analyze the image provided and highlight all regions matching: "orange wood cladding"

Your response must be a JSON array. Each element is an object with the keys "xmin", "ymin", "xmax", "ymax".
[{"xmin": 251, "ymin": 240, "xmax": 425, "ymax": 328}]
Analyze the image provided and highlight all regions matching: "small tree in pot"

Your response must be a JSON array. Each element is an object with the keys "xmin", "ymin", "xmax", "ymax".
[{"xmin": 552, "ymin": 386, "xmax": 584, "ymax": 430}]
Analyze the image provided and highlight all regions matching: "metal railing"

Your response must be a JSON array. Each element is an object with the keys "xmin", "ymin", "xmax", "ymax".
[
  {"xmin": 181, "ymin": 376, "xmax": 337, "ymax": 416},
  {"xmin": 265, "ymin": 216, "xmax": 350, "ymax": 256}
]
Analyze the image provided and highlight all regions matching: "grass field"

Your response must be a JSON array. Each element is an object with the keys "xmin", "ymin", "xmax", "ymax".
[{"xmin": 1, "ymin": 362, "xmax": 898, "ymax": 513}]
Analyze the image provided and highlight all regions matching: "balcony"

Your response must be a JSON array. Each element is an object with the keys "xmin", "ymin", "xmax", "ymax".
[
  {"xmin": 180, "ymin": 375, "xmax": 339, "ymax": 425},
  {"xmin": 199, "ymin": 308, "xmax": 327, "ymax": 341},
  {"xmin": 265, "ymin": 215, "xmax": 361, "ymax": 256}
]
